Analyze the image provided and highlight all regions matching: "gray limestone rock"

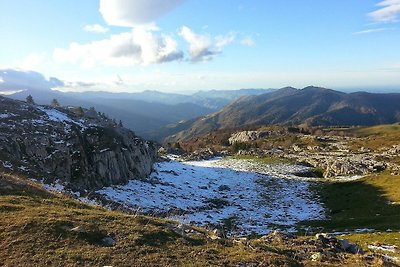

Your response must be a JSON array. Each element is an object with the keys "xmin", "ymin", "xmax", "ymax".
[{"xmin": 0, "ymin": 96, "xmax": 156, "ymax": 191}]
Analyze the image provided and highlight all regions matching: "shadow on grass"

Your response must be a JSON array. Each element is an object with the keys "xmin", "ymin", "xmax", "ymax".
[
  {"xmin": 136, "ymin": 230, "xmax": 181, "ymax": 247},
  {"xmin": 303, "ymin": 178, "xmax": 400, "ymax": 232},
  {"xmin": 136, "ymin": 230, "xmax": 206, "ymax": 247}
]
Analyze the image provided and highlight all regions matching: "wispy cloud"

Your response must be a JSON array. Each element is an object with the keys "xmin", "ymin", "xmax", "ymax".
[
  {"xmin": 353, "ymin": 27, "xmax": 391, "ymax": 35},
  {"xmin": 369, "ymin": 0, "xmax": 400, "ymax": 22},
  {"xmin": 83, "ymin": 24, "xmax": 109, "ymax": 34},
  {"xmin": 179, "ymin": 26, "xmax": 235, "ymax": 62},
  {"xmin": 99, "ymin": 0, "xmax": 186, "ymax": 27},
  {"xmin": 240, "ymin": 37, "xmax": 256, "ymax": 46}
]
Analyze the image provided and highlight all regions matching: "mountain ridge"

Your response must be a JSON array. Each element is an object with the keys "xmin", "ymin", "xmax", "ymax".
[{"xmin": 165, "ymin": 86, "xmax": 400, "ymax": 142}]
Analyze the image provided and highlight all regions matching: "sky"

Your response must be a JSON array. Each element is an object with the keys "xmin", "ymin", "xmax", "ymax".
[{"xmin": 0, "ymin": 0, "xmax": 400, "ymax": 93}]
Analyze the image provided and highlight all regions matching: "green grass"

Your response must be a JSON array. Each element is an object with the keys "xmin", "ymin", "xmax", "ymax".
[
  {"xmin": 350, "ymin": 124, "xmax": 400, "ymax": 137},
  {"xmin": 344, "ymin": 124, "xmax": 400, "ymax": 152},
  {"xmin": 304, "ymin": 173, "xmax": 400, "ymax": 232},
  {"xmin": 301, "ymin": 173, "xmax": 400, "ymax": 261},
  {"xmin": 342, "ymin": 232, "xmax": 400, "ymax": 258}
]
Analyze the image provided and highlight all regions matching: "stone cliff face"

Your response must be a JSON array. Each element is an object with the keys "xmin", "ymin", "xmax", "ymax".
[{"xmin": 0, "ymin": 96, "xmax": 156, "ymax": 191}]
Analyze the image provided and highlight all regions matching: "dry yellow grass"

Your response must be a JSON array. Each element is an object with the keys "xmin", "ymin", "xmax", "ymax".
[{"xmin": 0, "ymin": 172, "xmax": 381, "ymax": 267}]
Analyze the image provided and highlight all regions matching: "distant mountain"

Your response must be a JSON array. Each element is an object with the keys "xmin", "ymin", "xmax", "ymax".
[
  {"xmin": 9, "ymin": 89, "xmax": 215, "ymax": 136},
  {"xmin": 165, "ymin": 86, "xmax": 400, "ymax": 142},
  {"xmin": 192, "ymin": 88, "xmax": 276, "ymax": 102},
  {"xmin": 1, "ymin": 69, "xmax": 276, "ymax": 140},
  {"xmin": 68, "ymin": 88, "xmax": 276, "ymax": 110}
]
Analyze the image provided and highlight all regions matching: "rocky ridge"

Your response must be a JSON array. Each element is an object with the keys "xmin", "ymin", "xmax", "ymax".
[
  {"xmin": 0, "ymin": 96, "xmax": 156, "ymax": 191},
  {"xmin": 178, "ymin": 126, "xmax": 400, "ymax": 179},
  {"xmin": 233, "ymin": 133, "xmax": 400, "ymax": 179}
]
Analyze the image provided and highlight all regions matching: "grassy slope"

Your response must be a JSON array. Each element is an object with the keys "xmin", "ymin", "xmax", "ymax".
[
  {"xmin": 0, "ymin": 173, "xmax": 276, "ymax": 266},
  {"xmin": 340, "ymin": 124, "xmax": 400, "ymax": 152},
  {"xmin": 306, "ymin": 173, "xmax": 400, "ymax": 231},
  {"xmin": 304, "ymin": 173, "xmax": 400, "ymax": 259},
  {"xmin": 0, "ymin": 173, "xmax": 378, "ymax": 267}
]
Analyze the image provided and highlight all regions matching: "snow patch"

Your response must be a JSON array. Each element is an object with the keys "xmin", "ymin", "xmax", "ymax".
[
  {"xmin": 368, "ymin": 244, "xmax": 398, "ymax": 253},
  {"xmin": 37, "ymin": 107, "xmax": 74, "ymax": 123},
  {"xmin": 97, "ymin": 157, "xmax": 325, "ymax": 235},
  {"xmin": 37, "ymin": 106, "xmax": 86, "ymax": 129},
  {"xmin": 0, "ymin": 113, "xmax": 16, "ymax": 119},
  {"xmin": 41, "ymin": 180, "xmax": 65, "ymax": 193}
]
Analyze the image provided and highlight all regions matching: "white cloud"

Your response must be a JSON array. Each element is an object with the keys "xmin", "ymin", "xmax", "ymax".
[
  {"xmin": 19, "ymin": 53, "xmax": 46, "ymax": 70},
  {"xmin": 99, "ymin": 0, "xmax": 186, "ymax": 27},
  {"xmin": 353, "ymin": 28, "xmax": 390, "ymax": 35},
  {"xmin": 240, "ymin": 37, "xmax": 255, "ymax": 46},
  {"xmin": 0, "ymin": 76, "xmax": 4, "ymax": 84},
  {"xmin": 179, "ymin": 26, "xmax": 235, "ymax": 62},
  {"xmin": 369, "ymin": 0, "xmax": 400, "ymax": 22},
  {"xmin": 53, "ymin": 28, "xmax": 183, "ymax": 68},
  {"xmin": 83, "ymin": 24, "xmax": 109, "ymax": 33}
]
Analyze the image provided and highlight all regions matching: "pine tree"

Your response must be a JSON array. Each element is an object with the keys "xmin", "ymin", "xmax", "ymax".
[
  {"xmin": 75, "ymin": 107, "xmax": 84, "ymax": 117},
  {"xmin": 50, "ymin": 98, "xmax": 60, "ymax": 108},
  {"xmin": 26, "ymin": 95, "xmax": 35, "ymax": 105}
]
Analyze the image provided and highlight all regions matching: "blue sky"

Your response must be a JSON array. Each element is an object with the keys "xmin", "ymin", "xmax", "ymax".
[{"xmin": 0, "ymin": 0, "xmax": 400, "ymax": 93}]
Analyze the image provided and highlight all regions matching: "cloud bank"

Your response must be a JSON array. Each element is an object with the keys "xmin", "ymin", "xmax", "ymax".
[
  {"xmin": 0, "ymin": 69, "xmax": 64, "ymax": 93},
  {"xmin": 369, "ymin": 0, "xmax": 400, "ymax": 22},
  {"xmin": 53, "ymin": 29, "xmax": 183, "ymax": 67},
  {"xmin": 50, "ymin": 0, "xmax": 239, "ymax": 68},
  {"xmin": 99, "ymin": 0, "xmax": 186, "ymax": 27}
]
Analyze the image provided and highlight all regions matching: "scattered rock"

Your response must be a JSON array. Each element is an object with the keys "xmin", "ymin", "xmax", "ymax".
[
  {"xmin": 209, "ymin": 229, "xmax": 223, "ymax": 240},
  {"xmin": 218, "ymin": 185, "xmax": 231, "ymax": 191},
  {"xmin": 183, "ymin": 148, "xmax": 218, "ymax": 161},
  {"xmin": 101, "ymin": 236, "xmax": 116, "ymax": 247},
  {"xmin": 315, "ymin": 233, "xmax": 363, "ymax": 254},
  {"xmin": 310, "ymin": 252, "xmax": 323, "ymax": 261},
  {"xmin": 70, "ymin": 226, "xmax": 88, "ymax": 233}
]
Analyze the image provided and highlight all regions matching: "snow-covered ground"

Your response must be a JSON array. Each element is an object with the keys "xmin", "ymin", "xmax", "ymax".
[
  {"xmin": 97, "ymin": 157, "xmax": 325, "ymax": 235},
  {"xmin": 37, "ymin": 106, "xmax": 86, "ymax": 129}
]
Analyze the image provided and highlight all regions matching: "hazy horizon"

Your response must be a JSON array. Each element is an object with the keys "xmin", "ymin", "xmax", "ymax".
[{"xmin": 1, "ymin": 0, "xmax": 400, "ymax": 93}]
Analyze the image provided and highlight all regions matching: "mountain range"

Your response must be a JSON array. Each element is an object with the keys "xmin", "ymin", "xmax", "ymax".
[
  {"xmin": 165, "ymin": 86, "xmax": 400, "ymax": 142},
  {"xmin": 0, "ymin": 69, "xmax": 274, "ymax": 138}
]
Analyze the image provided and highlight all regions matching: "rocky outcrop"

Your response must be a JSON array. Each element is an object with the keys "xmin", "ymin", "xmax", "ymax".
[
  {"xmin": 0, "ymin": 96, "xmax": 156, "ymax": 191},
  {"xmin": 228, "ymin": 131, "xmax": 271, "ymax": 144}
]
